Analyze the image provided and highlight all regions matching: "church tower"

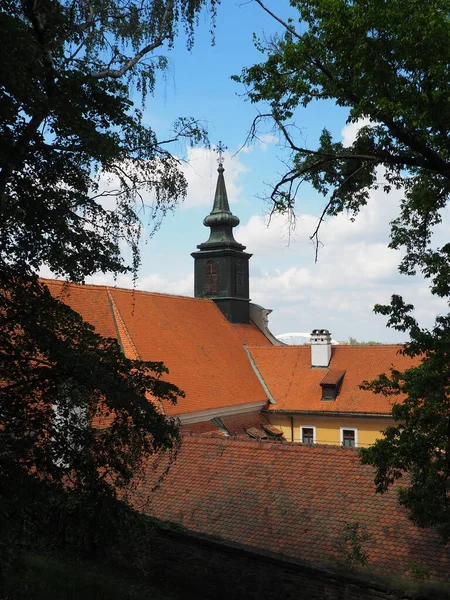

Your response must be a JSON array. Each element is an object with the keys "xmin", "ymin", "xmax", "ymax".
[{"xmin": 191, "ymin": 150, "xmax": 252, "ymax": 323}]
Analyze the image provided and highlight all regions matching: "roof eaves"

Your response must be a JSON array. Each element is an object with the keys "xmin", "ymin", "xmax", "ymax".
[
  {"xmin": 262, "ymin": 409, "xmax": 393, "ymax": 418},
  {"xmin": 178, "ymin": 400, "xmax": 268, "ymax": 424}
]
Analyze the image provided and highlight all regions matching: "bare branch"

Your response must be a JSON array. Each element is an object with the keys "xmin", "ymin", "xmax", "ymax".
[
  {"xmin": 92, "ymin": 38, "xmax": 168, "ymax": 79},
  {"xmin": 248, "ymin": 113, "xmax": 436, "ymax": 174},
  {"xmin": 269, "ymin": 157, "xmax": 335, "ymax": 211},
  {"xmin": 254, "ymin": 0, "xmax": 302, "ymax": 40},
  {"xmin": 310, "ymin": 162, "xmax": 370, "ymax": 262}
]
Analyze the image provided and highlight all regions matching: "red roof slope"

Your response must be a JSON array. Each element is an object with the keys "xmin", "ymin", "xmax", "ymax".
[
  {"xmin": 249, "ymin": 345, "xmax": 419, "ymax": 414},
  {"xmin": 45, "ymin": 279, "xmax": 118, "ymax": 340},
  {"xmin": 231, "ymin": 322, "xmax": 273, "ymax": 346},
  {"xmin": 43, "ymin": 280, "xmax": 268, "ymax": 416},
  {"xmin": 132, "ymin": 436, "xmax": 450, "ymax": 582}
]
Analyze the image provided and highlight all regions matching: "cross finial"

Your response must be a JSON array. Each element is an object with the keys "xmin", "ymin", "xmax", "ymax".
[{"xmin": 214, "ymin": 141, "xmax": 227, "ymax": 166}]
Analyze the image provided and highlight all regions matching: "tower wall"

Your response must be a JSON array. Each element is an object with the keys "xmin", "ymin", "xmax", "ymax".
[{"xmin": 192, "ymin": 248, "xmax": 252, "ymax": 324}]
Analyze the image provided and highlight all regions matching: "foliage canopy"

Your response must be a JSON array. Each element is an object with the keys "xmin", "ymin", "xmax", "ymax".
[
  {"xmin": 0, "ymin": 0, "xmax": 217, "ymax": 559},
  {"xmin": 236, "ymin": 0, "xmax": 450, "ymax": 539}
]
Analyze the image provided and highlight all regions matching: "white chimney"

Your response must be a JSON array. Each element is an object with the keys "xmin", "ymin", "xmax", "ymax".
[{"xmin": 310, "ymin": 329, "xmax": 332, "ymax": 367}]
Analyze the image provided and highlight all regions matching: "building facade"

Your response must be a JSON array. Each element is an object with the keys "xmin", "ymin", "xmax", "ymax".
[{"xmin": 45, "ymin": 161, "xmax": 417, "ymax": 445}]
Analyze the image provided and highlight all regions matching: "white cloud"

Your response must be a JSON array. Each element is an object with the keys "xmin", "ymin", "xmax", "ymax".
[
  {"xmin": 341, "ymin": 117, "xmax": 373, "ymax": 147},
  {"xmin": 85, "ymin": 271, "xmax": 193, "ymax": 297},
  {"xmin": 40, "ymin": 145, "xmax": 450, "ymax": 344},
  {"xmin": 238, "ymin": 170, "xmax": 406, "ymax": 258},
  {"xmin": 238, "ymin": 213, "xmax": 312, "ymax": 256},
  {"xmin": 239, "ymin": 172, "xmax": 449, "ymax": 341},
  {"xmin": 91, "ymin": 146, "xmax": 249, "ymax": 216},
  {"xmin": 257, "ymin": 133, "xmax": 278, "ymax": 151},
  {"xmin": 180, "ymin": 146, "xmax": 248, "ymax": 208}
]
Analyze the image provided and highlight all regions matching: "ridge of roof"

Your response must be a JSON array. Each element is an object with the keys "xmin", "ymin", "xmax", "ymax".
[
  {"xmin": 180, "ymin": 433, "xmax": 359, "ymax": 452},
  {"xmin": 246, "ymin": 343, "xmax": 406, "ymax": 349},
  {"xmin": 40, "ymin": 278, "xmax": 214, "ymax": 303}
]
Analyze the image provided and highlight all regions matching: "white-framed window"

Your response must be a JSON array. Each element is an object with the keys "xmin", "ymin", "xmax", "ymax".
[
  {"xmin": 340, "ymin": 427, "xmax": 358, "ymax": 448},
  {"xmin": 300, "ymin": 425, "xmax": 316, "ymax": 444}
]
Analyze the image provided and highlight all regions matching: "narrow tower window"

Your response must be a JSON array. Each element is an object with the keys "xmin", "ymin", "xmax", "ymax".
[
  {"xmin": 204, "ymin": 260, "xmax": 219, "ymax": 295},
  {"xmin": 236, "ymin": 260, "xmax": 244, "ymax": 296}
]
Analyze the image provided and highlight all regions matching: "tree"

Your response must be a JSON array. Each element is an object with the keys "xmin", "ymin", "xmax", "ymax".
[
  {"xmin": 0, "ymin": 0, "xmax": 217, "ymax": 548},
  {"xmin": 235, "ymin": 0, "xmax": 450, "ymax": 539},
  {"xmin": 343, "ymin": 338, "xmax": 382, "ymax": 346}
]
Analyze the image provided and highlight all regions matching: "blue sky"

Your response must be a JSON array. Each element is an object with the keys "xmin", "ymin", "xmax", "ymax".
[{"xmin": 77, "ymin": 1, "xmax": 450, "ymax": 343}]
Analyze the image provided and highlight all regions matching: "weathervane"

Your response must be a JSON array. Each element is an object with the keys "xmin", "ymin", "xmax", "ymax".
[{"xmin": 214, "ymin": 141, "xmax": 227, "ymax": 165}]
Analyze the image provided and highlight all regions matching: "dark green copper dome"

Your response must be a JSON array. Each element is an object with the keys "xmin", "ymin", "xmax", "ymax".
[{"xmin": 200, "ymin": 163, "xmax": 243, "ymax": 249}]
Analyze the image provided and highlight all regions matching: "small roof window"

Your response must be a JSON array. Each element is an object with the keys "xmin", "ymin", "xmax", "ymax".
[
  {"xmin": 320, "ymin": 369, "xmax": 345, "ymax": 401},
  {"xmin": 245, "ymin": 427, "xmax": 268, "ymax": 440},
  {"xmin": 262, "ymin": 424, "xmax": 283, "ymax": 438}
]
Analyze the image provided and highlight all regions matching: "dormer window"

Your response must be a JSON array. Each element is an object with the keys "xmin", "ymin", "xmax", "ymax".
[
  {"xmin": 321, "ymin": 384, "xmax": 336, "ymax": 400},
  {"xmin": 204, "ymin": 260, "xmax": 219, "ymax": 295},
  {"xmin": 320, "ymin": 369, "xmax": 345, "ymax": 401}
]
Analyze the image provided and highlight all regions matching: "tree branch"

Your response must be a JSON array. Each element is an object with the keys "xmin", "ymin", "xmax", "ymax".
[
  {"xmin": 254, "ymin": 0, "xmax": 302, "ymax": 40},
  {"xmin": 0, "ymin": 113, "xmax": 47, "ymax": 191},
  {"xmin": 91, "ymin": 1, "xmax": 173, "ymax": 79},
  {"xmin": 255, "ymin": 1, "xmax": 450, "ymax": 177},
  {"xmin": 310, "ymin": 162, "xmax": 371, "ymax": 262}
]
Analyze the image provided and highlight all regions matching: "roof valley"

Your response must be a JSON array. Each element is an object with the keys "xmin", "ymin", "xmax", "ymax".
[
  {"xmin": 107, "ymin": 289, "xmax": 140, "ymax": 360},
  {"xmin": 107, "ymin": 289, "xmax": 166, "ymax": 415}
]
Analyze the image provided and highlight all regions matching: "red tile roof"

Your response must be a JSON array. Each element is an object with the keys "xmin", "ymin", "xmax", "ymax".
[
  {"xmin": 132, "ymin": 436, "xmax": 450, "ymax": 582},
  {"xmin": 44, "ymin": 279, "xmax": 118, "ymax": 339},
  {"xmin": 249, "ymin": 345, "xmax": 420, "ymax": 414},
  {"xmin": 43, "ymin": 279, "xmax": 268, "ymax": 416},
  {"xmin": 182, "ymin": 421, "xmax": 224, "ymax": 435},
  {"xmin": 231, "ymin": 322, "xmax": 273, "ymax": 346},
  {"xmin": 320, "ymin": 369, "xmax": 346, "ymax": 386}
]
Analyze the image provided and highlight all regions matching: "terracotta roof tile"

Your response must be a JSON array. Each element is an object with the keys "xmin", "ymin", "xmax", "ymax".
[
  {"xmin": 42, "ymin": 279, "xmax": 268, "ymax": 417},
  {"xmin": 231, "ymin": 322, "xmax": 273, "ymax": 346},
  {"xmin": 248, "ymin": 345, "xmax": 420, "ymax": 414},
  {"xmin": 132, "ymin": 436, "xmax": 450, "ymax": 581},
  {"xmin": 320, "ymin": 369, "xmax": 346, "ymax": 386},
  {"xmin": 109, "ymin": 288, "xmax": 267, "ymax": 415},
  {"xmin": 107, "ymin": 289, "xmax": 140, "ymax": 360},
  {"xmin": 182, "ymin": 421, "xmax": 223, "ymax": 435},
  {"xmin": 43, "ymin": 279, "xmax": 117, "ymax": 339}
]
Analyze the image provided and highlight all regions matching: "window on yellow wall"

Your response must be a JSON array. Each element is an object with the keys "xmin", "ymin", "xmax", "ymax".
[
  {"xmin": 301, "ymin": 426, "xmax": 316, "ymax": 444},
  {"xmin": 341, "ymin": 427, "xmax": 358, "ymax": 447}
]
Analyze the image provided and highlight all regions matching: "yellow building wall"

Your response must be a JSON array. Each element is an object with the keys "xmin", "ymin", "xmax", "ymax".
[{"xmin": 267, "ymin": 414, "xmax": 393, "ymax": 448}]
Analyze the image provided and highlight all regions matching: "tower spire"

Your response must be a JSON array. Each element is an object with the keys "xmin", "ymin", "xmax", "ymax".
[
  {"xmin": 201, "ymin": 142, "xmax": 242, "ymax": 249},
  {"xmin": 191, "ymin": 142, "xmax": 252, "ymax": 323}
]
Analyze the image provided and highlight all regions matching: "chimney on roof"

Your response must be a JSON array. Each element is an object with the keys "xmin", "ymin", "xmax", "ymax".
[{"xmin": 310, "ymin": 329, "xmax": 332, "ymax": 368}]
